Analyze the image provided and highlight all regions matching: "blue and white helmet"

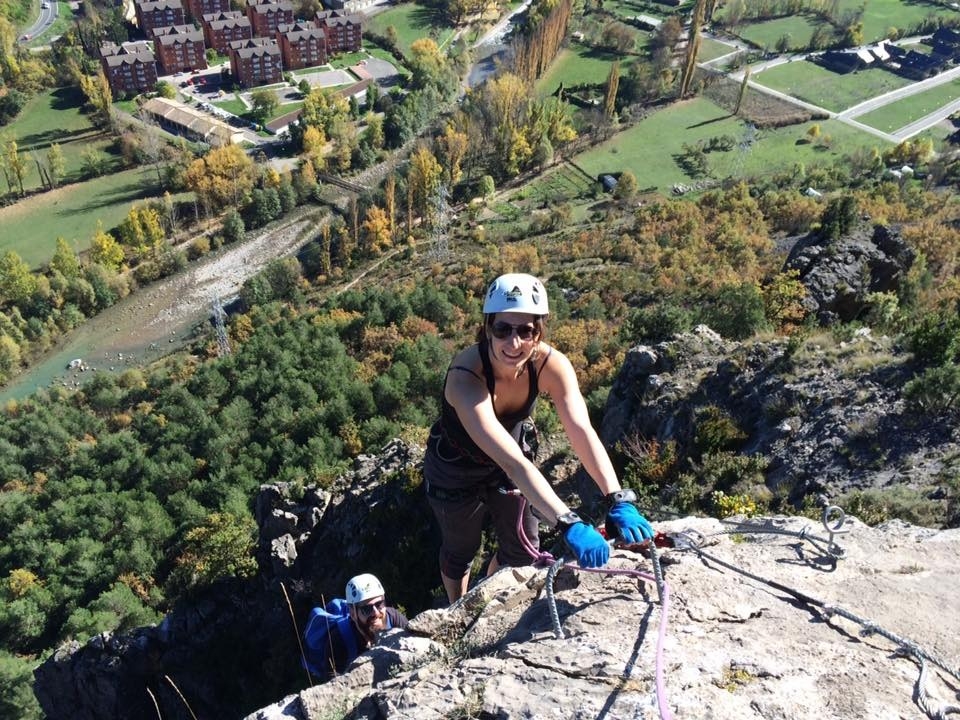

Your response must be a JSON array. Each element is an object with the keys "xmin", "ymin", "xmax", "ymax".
[
  {"xmin": 345, "ymin": 573, "xmax": 384, "ymax": 604},
  {"xmin": 483, "ymin": 273, "xmax": 549, "ymax": 315}
]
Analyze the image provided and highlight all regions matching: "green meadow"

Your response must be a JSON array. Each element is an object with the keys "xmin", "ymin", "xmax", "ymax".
[
  {"xmin": 363, "ymin": 2, "xmax": 457, "ymax": 55},
  {"xmin": 856, "ymin": 78, "xmax": 960, "ymax": 133},
  {"xmin": 0, "ymin": 166, "xmax": 167, "ymax": 268},
  {"xmin": 5, "ymin": 86, "xmax": 122, "ymax": 190},
  {"xmin": 569, "ymin": 96, "xmax": 888, "ymax": 193},
  {"xmin": 753, "ymin": 61, "xmax": 912, "ymax": 113}
]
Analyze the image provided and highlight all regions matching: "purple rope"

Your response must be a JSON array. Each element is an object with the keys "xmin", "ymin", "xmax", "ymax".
[{"xmin": 510, "ymin": 493, "xmax": 674, "ymax": 720}]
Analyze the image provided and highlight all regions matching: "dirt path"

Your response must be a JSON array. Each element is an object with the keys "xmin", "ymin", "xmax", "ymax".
[{"xmin": 1, "ymin": 208, "xmax": 324, "ymax": 400}]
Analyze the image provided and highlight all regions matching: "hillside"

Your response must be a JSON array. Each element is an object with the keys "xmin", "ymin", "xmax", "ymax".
[{"xmin": 34, "ymin": 444, "xmax": 960, "ymax": 720}]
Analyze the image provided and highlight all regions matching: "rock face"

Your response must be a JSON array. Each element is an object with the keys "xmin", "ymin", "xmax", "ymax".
[
  {"xmin": 784, "ymin": 223, "xmax": 915, "ymax": 325},
  {"xmin": 600, "ymin": 326, "xmax": 958, "ymax": 518},
  {"xmin": 246, "ymin": 515, "xmax": 960, "ymax": 720}
]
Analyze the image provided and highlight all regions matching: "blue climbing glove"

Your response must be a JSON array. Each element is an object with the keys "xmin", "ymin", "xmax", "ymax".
[
  {"xmin": 563, "ymin": 520, "xmax": 610, "ymax": 568},
  {"xmin": 605, "ymin": 493, "xmax": 654, "ymax": 543}
]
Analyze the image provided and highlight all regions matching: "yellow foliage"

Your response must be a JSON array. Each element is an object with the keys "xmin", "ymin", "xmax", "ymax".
[
  {"xmin": 7, "ymin": 568, "xmax": 41, "ymax": 598},
  {"xmin": 712, "ymin": 490, "xmax": 757, "ymax": 518},
  {"xmin": 498, "ymin": 244, "xmax": 540, "ymax": 275}
]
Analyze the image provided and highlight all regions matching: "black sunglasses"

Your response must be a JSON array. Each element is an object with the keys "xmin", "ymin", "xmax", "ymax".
[
  {"xmin": 356, "ymin": 599, "xmax": 385, "ymax": 618},
  {"xmin": 490, "ymin": 321, "xmax": 537, "ymax": 341}
]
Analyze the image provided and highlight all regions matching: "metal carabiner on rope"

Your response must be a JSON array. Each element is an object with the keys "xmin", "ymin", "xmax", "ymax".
[{"xmin": 820, "ymin": 504, "xmax": 848, "ymax": 558}]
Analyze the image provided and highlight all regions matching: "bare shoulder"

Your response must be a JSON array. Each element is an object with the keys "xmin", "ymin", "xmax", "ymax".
[
  {"xmin": 538, "ymin": 343, "xmax": 573, "ymax": 375},
  {"xmin": 449, "ymin": 344, "xmax": 481, "ymax": 373}
]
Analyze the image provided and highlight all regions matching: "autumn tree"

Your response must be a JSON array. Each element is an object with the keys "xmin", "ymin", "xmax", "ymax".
[
  {"xmin": 384, "ymin": 174, "xmax": 396, "ymax": 239},
  {"xmin": 301, "ymin": 125, "xmax": 327, "ymax": 172},
  {"xmin": 509, "ymin": 0, "xmax": 572, "ymax": 82},
  {"xmin": 437, "ymin": 123, "xmax": 468, "ymax": 186},
  {"xmin": 183, "ymin": 144, "xmax": 256, "ymax": 215},
  {"xmin": 0, "ymin": 251, "xmax": 37, "ymax": 307},
  {"xmin": 89, "ymin": 223, "xmax": 125, "ymax": 272},
  {"xmin": 408, "ymin": 145, "xmax": 443, "ymax": 227},
  {"xmin": 117, "ymin": 205, "xmax": 166, "ymax": 255},
  {"xmin": 603, "ymin": 60, "xmax": 619, "ymax": 121},
  {"xmin": 78, "ymin": 71, "xmax": 114, "ymax": 129},
  {"xmin": 2, "ymin": 139, "xmax": 28, "ymax": 196},
  {"xmin": 50, "ymin": 238, "xmax": 82, "ymax": 279},
  {"xmin": 361, "ymin": 205, "xmax": 392, "ymax": 255}
]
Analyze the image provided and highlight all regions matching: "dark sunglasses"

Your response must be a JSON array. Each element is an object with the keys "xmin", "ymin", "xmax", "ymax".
[
  {"xmin": 490, "ymin": 321, "xmax": 537, "ymax": 341},
  {"xmin": 356, "ymin": 599, "xmax": 385, "ymax": 618}
]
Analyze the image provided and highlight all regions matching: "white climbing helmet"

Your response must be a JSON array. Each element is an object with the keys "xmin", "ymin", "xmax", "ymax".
[
  {"xmin": 345, "ymin": 573, "xmax": 384, "ymax": 604},
  {"xmin": 482, "ymin": 273, "xmax": 549, "ymax": 315}
]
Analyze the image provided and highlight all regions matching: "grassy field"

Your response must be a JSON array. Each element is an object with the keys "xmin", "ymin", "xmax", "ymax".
[
  {"xmin": 699, "ymin": 36, "xmax": 738, "ymax": 63},
  {"xmin": 536, "ymin": 44, "xmax": 637, "ymax": 97},
  {"xmin": 569, "ymin": 96, "xmax": 887, "ymax": 193},
  {"xmin": 855, "ymin": 78, "xmax": 960, "ymax": 133},
  {"xmin": 753, "ymin": 60, "xmax": 912, "ymax": 112},
  {"xmin": 0, "ymin": 166, "xmax": 167, "ymax": 268},
  {"xmin": 730, "ymin": 16, "xmax": 821, "ymax": 51},
  {"xmin": 719, "ymin": 0, "xmax": 960, "ymax": 48},
  {"xmin": 363, "ymin": 2, "xmax": 457, "ymax": 56},
  {"xmin": 6, "ymin": 86, "xmax": 122, "ymax": 191}
]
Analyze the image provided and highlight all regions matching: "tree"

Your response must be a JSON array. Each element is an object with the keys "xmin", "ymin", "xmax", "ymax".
[
  {"xmin": 46, "ymin": 143, "xmax": 65, "ymax": 188},
  {"xmin": 50, "ymin": 238, "xmax": 81, "ymax": 279},
  {"xmin": 478, "ymin": 174, "xmax": 495, "ymax": 200},
  {"xmin": 735, "ymin": 65, "xmax": 750, "ymax": 115},
  {"xmin": 408, "ymin": 145, "xmax": 443, "ymax": 226},
  {"xmin": 613, "ymin": 170, "xmax": 638, "ymax": 202},
  {"xmin": 154, "ymin": 80, "xmax": 176, "ymax": 99},
  {"xmin": 78, "ymin": 71, "xmax": 114, "ymax": 129},
  {"xmin": 89, "ymin": 224, "xmax": 125, "ymax": 272},
  {"xmin": 3, "ymin": 139, "xmax": 28, "ymax": 195},
  {"xmin": 166, "ymin": 513, "xmax": 257, "ymax": 593},
  {"xmin": 183, "ymin": 144, "xmax": 256, "ymax": 214},
  {"xmin": 80, "ymin": 147, "xmax": 110, "ymax": 178},
  {"xmin": 117, "ymin": 205, "xmax": 165, "ymax": 253},
  {"xmin": 437, "ymin": 123, "xmax": 468, "ymax": 185},
  {"xmin": 364, "ymin": 112, "xmax": 384, "ymax": 151},
  {"xmin": 0, "ymin": 251, "xmax": 37, "ymax": 307},
  {"xmin": 250, "ymin": 88, "xmax": 278, "ymax": 124},
  {"xmin": 361, "ymin": 205, "xmax": 392, "ymax": 255},
  {"xmin": 409, "ymin": 38, "xmax": 449, "ymax": 91},
  {"xmin": 222, "ymin": 209, "xmax": 246, "ymax": 243},
  {"xmin": 603, "ymin": 60, "xmax": 620, "ymax": 121}
]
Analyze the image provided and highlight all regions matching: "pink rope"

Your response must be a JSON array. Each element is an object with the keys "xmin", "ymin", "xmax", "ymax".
[{"xmin": 511, "ymin": 493, "xmax": 674, "ymax": 720}]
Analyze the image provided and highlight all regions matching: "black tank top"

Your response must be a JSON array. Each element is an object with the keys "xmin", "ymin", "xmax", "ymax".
[{"xmin": 430, "ymin": 342, "xmax": 543, "ymax": 466}]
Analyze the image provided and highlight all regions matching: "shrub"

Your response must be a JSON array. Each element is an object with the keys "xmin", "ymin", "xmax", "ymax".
[
  {"xmin": 188, "ymin": 236, "xmax": 211, "ymax": 261},
  {"xmin": 906, "ymin": 310, "xmax": 960, "ymax": 366},
  {"xmin": 903, "ymin": 363, "xmax": 960, "ymax": 418},
  {"xmin": 837, "ymin": 486, "xmax": 944, "ymax": 527},
  {"xmin": 621, "ymin": 301, "xmax": 693, "ymax": 343},
  {"xmin": 694, "ymin": 406, "xmax": 747, "ymax": 457}
]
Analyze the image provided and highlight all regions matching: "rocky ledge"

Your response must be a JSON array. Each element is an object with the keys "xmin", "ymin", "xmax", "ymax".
[{"xmin": 248, "ymin": 515, "xmax": 960, "ymax": 720}]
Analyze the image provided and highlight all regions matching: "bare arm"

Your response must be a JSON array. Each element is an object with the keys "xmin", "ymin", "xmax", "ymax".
[{"xmin": 537, "ymin": 348, "xmax": 622, "ymax": 497}]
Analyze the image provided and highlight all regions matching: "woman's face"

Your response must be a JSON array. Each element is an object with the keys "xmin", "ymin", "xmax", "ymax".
[{"xmin": 487, "ymin": 313, "xmax": 540, "ymax": 369}]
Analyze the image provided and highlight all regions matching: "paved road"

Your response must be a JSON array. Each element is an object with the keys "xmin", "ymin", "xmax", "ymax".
[{"xmin": 19, "ymin": 0, "xmax": 58, "ymax": 42}]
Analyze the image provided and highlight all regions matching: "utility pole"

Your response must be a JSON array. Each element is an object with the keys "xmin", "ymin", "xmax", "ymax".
[
  {"xmin": 212, "ymin": 295, "xmax": 231, "ymax": 357},
  {"xmin": 431, "ymin": 182, "xmax": 451, "ymax": 260}
]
